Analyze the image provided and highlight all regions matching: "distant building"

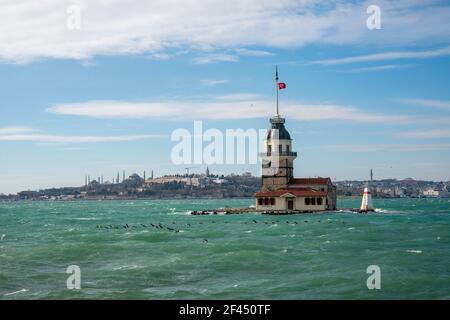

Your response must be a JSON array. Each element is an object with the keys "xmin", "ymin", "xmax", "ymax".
[
  {"xmin": 212, "ymin": 178, "xmax": 227, "ymax": 184},
  {"xmin": 125, "ymin": 173, "xmax": 145, "ymax": 186},
  {"xmin": 423, "ymin": 188, "xmax": 449, "ymax": 197}
]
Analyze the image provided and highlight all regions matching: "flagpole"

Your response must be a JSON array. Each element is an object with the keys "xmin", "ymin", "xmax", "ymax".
[{"xmin": 275, "ymin": 65, "xmax": 279, "ymax": 116}]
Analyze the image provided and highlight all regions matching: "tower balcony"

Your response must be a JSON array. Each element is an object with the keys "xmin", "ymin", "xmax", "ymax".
[{"xmin": 259, "ymin": 151, "xmax": 297, "ymax": 157}]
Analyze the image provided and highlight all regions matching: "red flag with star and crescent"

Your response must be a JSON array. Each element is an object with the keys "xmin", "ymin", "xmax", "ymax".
[{"xmin": 278, "ymin": 82, "xmax": 286, "ymax": 90}]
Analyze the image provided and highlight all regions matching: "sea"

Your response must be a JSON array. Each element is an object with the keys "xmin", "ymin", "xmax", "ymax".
[{"xmin": 0, "ymin": 197, "xmax": 449, "ymax": 300}]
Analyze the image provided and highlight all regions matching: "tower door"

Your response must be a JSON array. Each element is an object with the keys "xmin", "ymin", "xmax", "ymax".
[{"xmin": 287, "ymin": 199, "xmax": 294, "ymax": 210}]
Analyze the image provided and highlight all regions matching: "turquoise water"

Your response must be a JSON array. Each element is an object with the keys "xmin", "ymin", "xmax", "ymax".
[{"xmin": 0, "ymin": 198, "xmax": 449, "ymax": 300}]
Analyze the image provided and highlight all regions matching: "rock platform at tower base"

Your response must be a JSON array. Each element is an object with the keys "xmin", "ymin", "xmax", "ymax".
[{"xmin": 190, "ymin": 208, "xmax": 375, "ymax": 215}]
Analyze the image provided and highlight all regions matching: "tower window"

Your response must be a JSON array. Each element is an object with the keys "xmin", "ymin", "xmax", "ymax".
[
  {"xmin": 286, "ymin": 145, "xmax": 290, "ymax": 153},
  {"xmin": 278, "ymin": 144, "xmax": 282, "ymax": 154},
  {"xmin": 268, "ymin": 145, "xmax": 272, "ymax": 154}
]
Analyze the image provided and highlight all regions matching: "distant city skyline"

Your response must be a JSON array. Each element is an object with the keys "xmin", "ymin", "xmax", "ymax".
[{"xmin": 1, "ymin": 0, "xmax": 450, "ymax": 194}]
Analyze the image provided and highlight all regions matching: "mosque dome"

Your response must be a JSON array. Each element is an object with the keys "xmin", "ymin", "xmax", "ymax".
[{"xmin": 266, "ymin": 116, "xmax": 291, "ymax": 140}]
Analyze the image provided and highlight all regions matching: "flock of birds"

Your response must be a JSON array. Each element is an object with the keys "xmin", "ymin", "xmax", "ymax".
[
  {"xmin": 96, "ymin": 222, "xmax": 181, "ymax": 233},
  {"xmin": 95, "ymin": 218, "xmax": 348, "ymax": 243}
]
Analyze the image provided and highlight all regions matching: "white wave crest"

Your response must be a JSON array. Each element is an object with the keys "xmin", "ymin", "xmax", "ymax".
[{"xmin": 5, "ymin": 289, "xmax": 28, "ymax": 296}]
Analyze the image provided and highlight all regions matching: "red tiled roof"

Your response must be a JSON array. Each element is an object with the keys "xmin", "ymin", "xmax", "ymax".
[
  {"xmin": 288, "ymin": 177, "xmax": 331, "ymax": 186},
  {"xmin": 255, "ymin": 187, "xmax": 327, "ymax": 197}
]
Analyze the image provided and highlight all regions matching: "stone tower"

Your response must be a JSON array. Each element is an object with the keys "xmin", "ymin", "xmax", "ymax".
[
  {"xmin": 260, "ymin": 115, "xmax": 297, "ymax": 192},
  {"xmin": 259, "ymin": 66, "xmax": 297, "ymax": 192}
]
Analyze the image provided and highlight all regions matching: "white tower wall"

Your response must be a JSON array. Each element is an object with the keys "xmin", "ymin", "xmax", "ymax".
[{"xmin": 360, "ymin": 187, "xmax": 374, "ymax": 211}]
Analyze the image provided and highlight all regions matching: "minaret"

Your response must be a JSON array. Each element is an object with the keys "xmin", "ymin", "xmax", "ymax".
[
  {"xmin": 206, "ymin": 166, "xmax": 210, "ymax": 177},
  {"xmin": 117, "ymin": 171, "xmax": 120, "ymax": 184},
  {"xmin": 144, "ymin": 171, "xmax": 146, "ymax": 181},
  {"xmin": 85, "ymin": 175, "xmax": 87, "ymax": 187},
  {"xmin": 123, "ymin": 170, "xmax": 125, "ymax": 182},
  {"xmin": 260, "ymin": 66, "xmax": 297, "ymax": 192},
  {"xmin": 88, "ymin": 175, "xmax": 91, "ymax": 185},
  {"xmin": 151, "ymin": 170, "xmax": 154, "ymax": 180}
]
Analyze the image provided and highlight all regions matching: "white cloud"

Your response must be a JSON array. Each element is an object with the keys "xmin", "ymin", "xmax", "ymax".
[
  {"xmin": 0, "ymin": 132, "xmax": 162, "ymax": 144},
  {"xmin": 399, "ymin": 98, "xmax": 450, "ymax": 111},
  {"xmin": 320, "ymin": 143, "xmax": 450, "ymax": 152},
  {"xmin": 147, "ymin": 50, "xmax": 189, "ymax": 61},
  {"xmin": 46, "ymin": 97, "xmax": 415, "ymax": 124},
  {"xmin": 345, "ymin": 64, "xmax": 415, "ymax": 72},
  {"xmin": 215, "ymin": 93, "xmax": 263, "ymax": 101},
  {"xmin": 147, "ymin": 53, "xmax": 173, "ymax": 61},
  {"xmin": 0, "ymin": 126, "xmax": 37, "ymax": 134},
  {"xmin": 235, "ymin": 48, "xmax": 275, "ymax": 57},
  {"xmin": 311, "ymin": 46, "xmax": 450, "ymax": 65},
  {"xmin": 192, "ymin": 54, "xmax": 238, "ymax": 64},
  {"xmin": 399, "ymin": 129, "xmax": 450, "ymax": 139},
  {"xmin": 200, "ymin": 79, "xmax": 229, "ymax": 86},
  {"xmin": 2, "ymin": 0, "xmax": 450, "ymax": 63}
]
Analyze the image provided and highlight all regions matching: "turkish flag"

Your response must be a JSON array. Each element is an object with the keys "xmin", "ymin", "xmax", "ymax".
[{"xmin": 278, "ymin": 82, "xmax": 286, "ymax": 90}]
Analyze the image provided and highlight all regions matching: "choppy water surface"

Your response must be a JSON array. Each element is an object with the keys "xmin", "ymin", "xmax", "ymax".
[{"xmin": 0, "ymin": 198, "xmax": 449, "ymax": 299}]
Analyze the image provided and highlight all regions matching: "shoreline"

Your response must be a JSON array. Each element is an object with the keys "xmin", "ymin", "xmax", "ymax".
[
  {"xmin": 1, "ymin": 195, "xmax": 447, "ymax": 203},
  {"xmin": 0, "ymin": 196, "xmax": 256, "ymax": 203}
]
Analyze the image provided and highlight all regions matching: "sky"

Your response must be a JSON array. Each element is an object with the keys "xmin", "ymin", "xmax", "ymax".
[{"xmin": 1, "ymin": 0, "xmax": 450, "ymax": 194}]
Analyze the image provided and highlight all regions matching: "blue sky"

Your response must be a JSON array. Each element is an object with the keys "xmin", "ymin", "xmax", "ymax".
[{"xmin": 1, "ymin": 0, "xmax": 450, "ymax": 194}]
